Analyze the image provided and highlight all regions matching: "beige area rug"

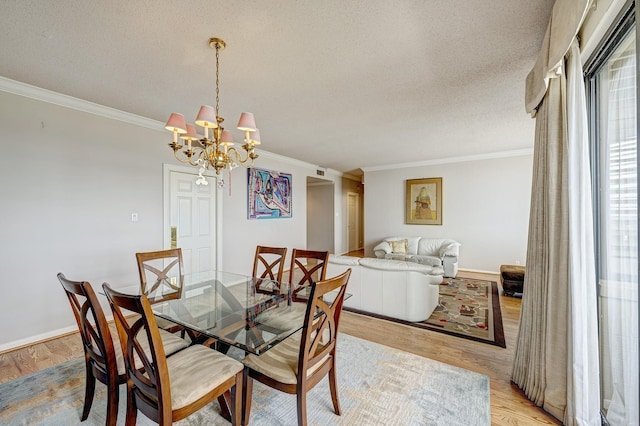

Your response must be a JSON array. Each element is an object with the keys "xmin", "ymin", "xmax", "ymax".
[{"xmin": 0, "ymin": 334, "xmax": 491, "ymax": 425}]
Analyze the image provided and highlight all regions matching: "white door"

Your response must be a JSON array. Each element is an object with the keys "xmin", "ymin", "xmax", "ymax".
[
  {"xmin": 348, "ymin": 192, "xmax": 360, "ymax": 252},
  {"xmin": 168, "ymin": 169, "xmax": 218, "ymax": 274}
]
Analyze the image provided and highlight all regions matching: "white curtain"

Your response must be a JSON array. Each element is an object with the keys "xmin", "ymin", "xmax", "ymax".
[
  {"xmin": 565, "ymin": 40, "xmax": 601, "ymax": 426},
  {"xmin": 599, "ymin": 37, "xmax": 639, "ymax": 425},
  {"xmin": 512, "ymin": 40, "xmax": 602, "ymax": 425}
]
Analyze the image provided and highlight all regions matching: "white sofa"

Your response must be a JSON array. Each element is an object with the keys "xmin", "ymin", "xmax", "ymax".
[
  {"xmin": 326, "ymin": 255, "xmax": 443, "ymax": 322},
  {"xmin": 373, "ymin": 237, "xmax": 460, "ymax": 278}
]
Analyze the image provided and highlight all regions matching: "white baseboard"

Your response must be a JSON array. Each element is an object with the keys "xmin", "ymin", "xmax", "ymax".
[
  {"xmin": 0, "ymin": 311, "xmax": 118, "ymax": 354},
  {"xmin": 458, "ymin": 268, "xmax": 500, "ymax": 275},
  {"xmin": 0, "ymin": 325, "xmax": 78, "ymax": 354}
]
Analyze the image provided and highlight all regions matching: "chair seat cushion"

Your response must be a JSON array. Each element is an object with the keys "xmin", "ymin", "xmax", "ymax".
[
  {"xmin": 243, "ymin": 331, "xmax": 329, "ymax": 385},
  {"xmin": 156, "ymin": 316, "xmax": 180, "ymax": 331},
  {"xmin": 257, "ymin": 278, "xmax": 280, "ymax": 292},
  {"xmin": 167, "ymin": 344, "xmax": 244, "ymax": 410},
  {"xmin": 158, "ymin": 329, "xmax": 192, "ymax": 357},
  {"xmin": 113, "ymin": 328, "xmax": 190, "ymax": 375},
  {"xmin": 254, "ymin": 302, "xmax": 307, "ymax": 333}
]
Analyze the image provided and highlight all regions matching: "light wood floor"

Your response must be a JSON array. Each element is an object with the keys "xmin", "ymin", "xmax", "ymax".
[{"xmin": 0, "ymin": 265, "xmax": 559, "ymax": 425}]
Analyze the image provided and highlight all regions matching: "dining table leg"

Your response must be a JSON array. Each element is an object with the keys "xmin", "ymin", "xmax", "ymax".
[{"xmin": 218, "ymin": 391, "xmax": 232, "ymax": 421}]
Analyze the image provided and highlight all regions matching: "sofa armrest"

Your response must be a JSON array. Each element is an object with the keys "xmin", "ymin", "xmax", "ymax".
[
  {"xmin": 442, "ymin": 255, "xmax": 459, "ymax": 278},
  {"xmin": 439, "ymin": 241, "xmax": 460, "ymax": 258},
  {"xmin": 373, "ymin": 241, "xmax": 391, "ymax": 258}
]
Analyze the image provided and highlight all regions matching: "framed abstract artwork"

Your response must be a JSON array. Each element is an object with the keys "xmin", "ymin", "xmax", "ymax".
[
  {"xmin": 248, "ymin": 167, "xmax": 292, "ymax": 219},
  {"xmin": 406, "ymin": 177, "xmax": 442, "ymax": 225}
]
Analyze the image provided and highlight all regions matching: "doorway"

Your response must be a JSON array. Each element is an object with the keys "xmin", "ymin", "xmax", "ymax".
[
  {"xmin": 163, "ymin": 164, "xmax": 221, "ymax": 274},
  {"xmin": 347, "ymin": 192, "xmax": 361, "ymax": 252},
  {"xmin": 306, "ymin": 176, "xmax": 335, "ymax": 252}
]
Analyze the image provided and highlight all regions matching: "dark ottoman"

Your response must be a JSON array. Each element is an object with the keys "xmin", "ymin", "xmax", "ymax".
[{"xmin": 500, "ymin": 264, "xmax": 525, "ymax": 297}]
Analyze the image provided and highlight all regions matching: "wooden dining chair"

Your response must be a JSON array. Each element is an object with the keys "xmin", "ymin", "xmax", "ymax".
[
  {"xmin": 253, "ymin": 248, "xmax": 330, "ymax": 333},
  {"xmin": 136, "ymin": 248, "xmax": 186, "ymax": 334},
  {"xmin": 252, "ymin": 245, "xmax": 287, "ymax": 293},
  {"xmin": 242, "ymin": 269, "xmax": 352, "ymax": 426},
  {"xmin": 57, "ymin": 273, "xmax": 189, "ymax": 426},
  {"xmin": 57, "ymin": 273, "xmax": 124, "ymax": 425},
  {"xmin": 136, "ymin": 248, "xmax": 184, "ymax": 294},
  {"xmin": 102, "ymin": 282, "xmax": 244, "ymax": 426},
  {"xmin": 288, "ymin": 248, "xmax": 329, "ymax": 301}
]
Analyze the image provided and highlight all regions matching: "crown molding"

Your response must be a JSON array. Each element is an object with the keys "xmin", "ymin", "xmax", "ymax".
[
  {"xmin": 361, "ymin": 148, "xmax": 534, "ymax": 172},
  {"xmin": 255, "ymin": 149, "xmax": 320, "ymax": 170},
  {"xmin": 0, "ymin": 76, "xmax": 350, "ymax": 177},
  {"xmin": 1, "ymin": 76, "xmax": 519, "ymax": 178},
  {"xmin": 0, "ymin": 76, "xmax": 162, "ymax": 130}
]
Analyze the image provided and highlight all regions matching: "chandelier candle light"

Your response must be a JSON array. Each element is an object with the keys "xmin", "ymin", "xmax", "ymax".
[{"xmin": 165, "ymin": 37, "xmax": 261, "ymax": 185}]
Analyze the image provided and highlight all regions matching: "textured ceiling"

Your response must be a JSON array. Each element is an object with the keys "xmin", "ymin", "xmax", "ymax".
[{"xmin": 0, "ymin": 0, "xmax": 554, "ymax": 175}]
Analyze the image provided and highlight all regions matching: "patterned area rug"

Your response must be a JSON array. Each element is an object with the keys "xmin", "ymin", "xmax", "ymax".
[
  {"xmin": 427, "ymin": 277, "xmax": 505, "ymax": 348},
  {"xmin": 347, "ymin": 277, "xmax": 506, "ymax": 348},
  {"xmin": 0, "ymin": 334, "xmax": 491, "ymax": 425}
]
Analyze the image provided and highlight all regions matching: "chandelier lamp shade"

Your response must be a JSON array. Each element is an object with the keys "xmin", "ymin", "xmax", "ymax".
[{"xmin": 165, "ymin": 37, "xmax": 261, "ymax": 177}]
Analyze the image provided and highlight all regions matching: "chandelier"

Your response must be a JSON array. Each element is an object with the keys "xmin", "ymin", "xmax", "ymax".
[{"xmin": 164, "ymin": 37, "xmax": 261, "ymax": 183}]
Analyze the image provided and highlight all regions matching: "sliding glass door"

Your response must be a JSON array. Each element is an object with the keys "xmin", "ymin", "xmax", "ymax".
[{"xmin": 586, "ymin": 7, "xmax": 639, "ymax": 424}]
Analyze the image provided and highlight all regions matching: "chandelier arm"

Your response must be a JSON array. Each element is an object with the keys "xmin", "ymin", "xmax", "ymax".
[
  {"xmin": 193, "ymin": 149, "xmax": 209, "ymax": 167},
  {"xmin": 227, "ymin": 146, "xmax": 257, "ymax": 168},
  {"xmin": 172, "ymin": 147, "xmax": 202, "ymax": 167}
]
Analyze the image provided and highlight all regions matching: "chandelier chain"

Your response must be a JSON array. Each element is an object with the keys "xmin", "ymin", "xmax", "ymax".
[{"xmin": 215, "ymin": 43, "xmax": 220, "ymax": 120}]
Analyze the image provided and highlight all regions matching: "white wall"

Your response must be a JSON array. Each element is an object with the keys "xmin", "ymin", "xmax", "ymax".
[
  {"xmin": 0, "ymin": 90, "xmax": 170, "ymax": 349},
  {"xmin": 219, "ymin": 157, "xmax": 339, "ymax": 276},
  {"xmin": 0, "ymin": 88, "xmax": 347, "ymax": 350},
  {"xmin": 363, "ymin": 154, "xmax": 533, "ymax": 272}
]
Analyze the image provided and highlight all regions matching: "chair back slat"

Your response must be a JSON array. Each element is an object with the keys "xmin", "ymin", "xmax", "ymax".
[
  {"xmin": 136, "ymin": 249, "xmax": 184, "ymax": 294},
  {"xmin": 298, "ymin": 269, "xmax": 351, "ymax": 377},
  {"xmin": 252, "ymin": 246, "xmax": 287, "ymax": 292},
  {"xmin": 289, "ymin": 249, "xmax": 329, "ymax": 300},
  {"xmin": 80, "ymin": 303, "xmax": 110, "ymax": 368}
]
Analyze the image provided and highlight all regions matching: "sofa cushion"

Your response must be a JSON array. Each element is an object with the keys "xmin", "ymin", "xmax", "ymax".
[
  {"xmin": 385, "ymin": 237, "xmax": 421, "ymax": 255},
  {"xmin": 360, "ymin": 257, "xmax": 435, "ymax": 274},
  {"xmin": 328, "ymin": 254, "xmax": 361, "ymax": 266},
  {"xmin": 417, "ymin": 238, "xmax": 444, "ymax": 256},
  {"xmin": 384, "ymin": 253, "xmax": 413, "ymax": 262},
  {"xmin": 389, "ymin": 239, "xmax": 408, "ymax": 254},
  {"xmin": 412, "ymin": 255, "xmax": 442, "ymax": 268}
]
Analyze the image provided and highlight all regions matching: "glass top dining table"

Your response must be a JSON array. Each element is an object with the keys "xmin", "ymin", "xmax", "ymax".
[{"xmin": 112, "ymin": 270, "xmax": 313, "ymax": 355}]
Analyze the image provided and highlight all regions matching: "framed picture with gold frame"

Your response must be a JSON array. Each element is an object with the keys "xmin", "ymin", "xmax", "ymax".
[{"xmin": 406, "ymin": 177, "xmax": 442, "ymax": 225}]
